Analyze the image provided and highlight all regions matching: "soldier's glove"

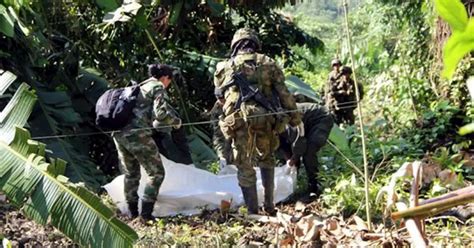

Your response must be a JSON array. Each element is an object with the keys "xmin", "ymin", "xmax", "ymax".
[
  {"xmin": 296, "ymin": 122, "xmax": 305, "ymax": 137},
  {"xmin": 287, "ymin": 158, "xmax": 296, "ymax": 167},
  {"xmin": 152, "ymin": 120, "xmax": 160, "ymax": 129},
  {"xmin": 219, "ymin": 157, "xmax": 227, "ymax": 170},
  {"xmin": 172, "ymin": 118, "xmax": 182, "ymax": 129}
]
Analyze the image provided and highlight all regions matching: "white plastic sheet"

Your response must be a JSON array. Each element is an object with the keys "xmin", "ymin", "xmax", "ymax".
[{"xmin": 104, "ymin": 156, "xmax": 297, "ymax": 217}]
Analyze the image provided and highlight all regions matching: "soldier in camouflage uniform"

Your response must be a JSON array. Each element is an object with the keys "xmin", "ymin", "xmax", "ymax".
[
  {"xmin": 324, "ymin": 59, "xmax": 342, "ymax": 117},
  {"xmin": 210, "ymin": 99, "xmax": 232, "ymax": 167},
  {"xmin": 279, "ymin": 101, "xmax": 334, "ymax": 196},
  {"xmin": 154, "ymin": 123, "xmax": 193, "ymax": 165},
  {"xmin": 336, "ymin": 66, "xmax": 356, "ymax": 125},
  {"xmin": 112, "ymin": 64, "xmax": 181, "ymax": 220},
  {"xmin": 325, "ymin": 61, "xmax": 361, "ymax": 125},
  {"xmin": 213, "ymin": 28, "xmax": 303, "ymax": 214}
]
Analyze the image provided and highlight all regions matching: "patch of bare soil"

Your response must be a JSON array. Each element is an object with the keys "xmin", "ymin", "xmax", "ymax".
[{"xmin": 0, "ymin": 200, "xmax": 75, "ymax": 247}]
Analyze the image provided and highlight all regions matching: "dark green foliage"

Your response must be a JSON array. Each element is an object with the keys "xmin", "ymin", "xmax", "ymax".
[{"xmin": 0, "ymin": 80, "xmax": 138, "ymax": 247}]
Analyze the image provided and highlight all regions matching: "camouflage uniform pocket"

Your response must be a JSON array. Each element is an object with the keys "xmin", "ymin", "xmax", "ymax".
[
  {"xmin": 219, "ymin": 112, "xmax": 245, "ymax": 140},
  {"xmin": 273, "ymin": 114, "xmax": 289, "ymax": 134},
  {"xmin": 240, "ymin": 102, "xmax": 274, "ymax": 131}
]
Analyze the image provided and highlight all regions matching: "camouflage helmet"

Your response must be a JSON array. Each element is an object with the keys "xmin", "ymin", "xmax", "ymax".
[
  {"xmin": 341, "ymin": 66, "xmax": 353, "ymax": 75},
  {"xmin": 331, "ymin": 59, "xmax": 342, "ymax": 66},
  {"xmin": 231, "ymin": 28, "xmax": 261, "ymax": 50}
]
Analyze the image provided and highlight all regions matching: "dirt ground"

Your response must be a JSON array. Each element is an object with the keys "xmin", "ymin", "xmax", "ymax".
[{"xmin": 2, "ymin": 193, "xmax": 472, "ymax": 247}]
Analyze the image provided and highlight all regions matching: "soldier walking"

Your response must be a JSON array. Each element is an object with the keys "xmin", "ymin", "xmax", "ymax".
[
  {"xmin": 213, "ymin": 28, "xmax": 303, "ymax": 215},
  {"xmin": 112, "ymin": 64, "xmax": 182, "ymax": 221}
]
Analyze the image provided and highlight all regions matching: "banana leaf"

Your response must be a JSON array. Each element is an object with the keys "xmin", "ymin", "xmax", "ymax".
[
  {"xmin": 187, "ymin": 128, "xmax": 218, "ymax": 169},
  {"xmin": 0, "ymin": 4, "xmax": 14, "ymax": 37},
  {"xmin": 0, "ymin": 69, "xmax": 16, "ymax": 95},
  {"xmin": 0, "ymin": 77, "xmax": 138, "ymax": 248},
  {"xmin": 285, "ymin": 75, "xmax": 321, "ymax": 103},
  {"xmin": 27, "ymin": 68, "xmax": 109, "ymax": 191}
]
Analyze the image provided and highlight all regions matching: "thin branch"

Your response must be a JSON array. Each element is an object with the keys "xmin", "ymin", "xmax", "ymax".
[{"xmin": 342, "ymin": 0, "xmax": 372, "ymax": 230}]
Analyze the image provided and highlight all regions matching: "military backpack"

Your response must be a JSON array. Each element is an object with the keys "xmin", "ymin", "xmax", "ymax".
[{"xmin": 95, "ymin": 83, "xmax": 140, "ymax": 131}]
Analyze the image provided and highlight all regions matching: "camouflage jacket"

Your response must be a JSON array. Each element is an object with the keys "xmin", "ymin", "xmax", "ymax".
[
  {"xmin": 126, "ymin": 77, "xmax": 181, "ymax": 130},
  {"xmin": 213, "ymin": 51, "xmax": 302, "ymax": 126},
  {"xmin": 325, "ymin": 71, "xmax": 360, "ymax": 111},
  {"xmin": 279, "ymin": 102, "xmax": 334, "ymax": 159},
  {"xmin": 209, "ymin": 101, "xmax": 232, "ymax": 161},
  {"xmin": 324, "ymin": 70, "xmax": 341, "ymax": 108}
]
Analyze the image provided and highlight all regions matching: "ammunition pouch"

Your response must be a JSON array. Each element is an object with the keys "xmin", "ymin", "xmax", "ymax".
[
  {"xmin": 240, "ymin": 101, "xmax": 274, "ymax": 131},
  {"xmin": 219, "ymin": 111, "xmax": 246, "ymax": 140}
]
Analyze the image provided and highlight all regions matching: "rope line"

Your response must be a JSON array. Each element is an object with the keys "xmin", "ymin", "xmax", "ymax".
[
  {"xmin": 31, "ymin": 109, "xmax": 302, "ymax": 140},
  {"xmin": 326, "ymin": 140, "xmax": 365, "ymax": 179}
]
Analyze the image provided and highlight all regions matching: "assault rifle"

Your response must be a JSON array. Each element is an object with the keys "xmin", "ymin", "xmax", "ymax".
[{"xmin": 220, "ymin": 72, "xmax": 280, "ymax": 113}]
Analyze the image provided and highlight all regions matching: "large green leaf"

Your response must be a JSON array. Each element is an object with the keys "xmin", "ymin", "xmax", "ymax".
[
  {"xmin": 188, "ymin": 130, "xmax": 218, "ymax": 168},
  {"xmin": 0, "ymin": 4, "xmax": 14, "ymax": 37},
  {"xmin": 28, "ymin": 94, "xmax": 106, "ymax": 191},
  {"xmin": 0, "ymin": 69, "xmax": 16, "ymax": 95},
  {"xmin": 207, "ymin": 0, "xmax": 225, "ymax": 16},
  {"xmin": 0, "ymin": 83, "xmax": 36, "ymax": 144},
  {"xmin": 1, "ymin": 128, "xmax": 138, "ymax": 248},
  {"xmin": 285, "ymin": 75, "xmax": 321, "ymax": 103},
  {"xmin": 169, "ymin": 1, "xmax": 184, "ymax": 26},
  {"xmin": 27, "ymin": 74, "xmax": 106, "ymax": 190},
  {"xmin": 0, "ymin": 75, "xmax": 138, "ymax": 247},
  {"xmin": 95, "ymin": 0, "xmax": 119, "ymax": 12},
  {"xmin": 441, "ymin": 19, "xmax": 474, "ymax": 79},
  {"xmin": 328, "ymin": 124, "xmax": 351, "ymax": 155},
  {"xmin": 434, "ymin": 0, "xmax": 468, "ymax": 32}
]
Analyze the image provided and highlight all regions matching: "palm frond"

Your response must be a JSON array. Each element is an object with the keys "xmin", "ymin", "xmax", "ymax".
[
  {"xmin": 1, "ymin": 128, "xmax": 138, "ymax": 247},
  {"xmin": 0, "ymin": 83, "xmax": 36, "ymax": 144},
  {"xmin": 0, "ymin": 69, "xmax": 17, "ymax": 95},
  {"xmin": 0, "ymin": 73, "xmax": 138, "ymax": 248},
  {"xmin": 27, "ymin": 70, "xmax": 108, "ymax": 190},
  {"xmin": 285, "ymin": 75, "xmax": 322, "ymax": 103}
]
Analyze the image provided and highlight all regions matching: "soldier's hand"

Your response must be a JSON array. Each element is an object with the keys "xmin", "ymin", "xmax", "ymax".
[
  {"xmin": 153, "ymin": 120, "xmax": 160, "ymax": 129},
  {"xmin": 296, "ymin": 123, "xmax": 305, "ymax": 137},
  {"xmin": 172, "ymin": 118, "xmax": 182, "ymax": 129},
  {"xmin": 287, "ymin": 159, "xmax": 296, "ymax": 167}
]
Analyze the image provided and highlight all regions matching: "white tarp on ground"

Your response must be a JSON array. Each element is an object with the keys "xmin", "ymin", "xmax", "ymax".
[{"xmin": 104, "ymin": 156, "xmax": 297, "ymax": 217}]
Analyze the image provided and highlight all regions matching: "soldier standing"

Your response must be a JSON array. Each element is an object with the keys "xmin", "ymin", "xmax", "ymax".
[
  {"xmin": 279, "ymin": 101, "xmax": 334, "ymax": 196},
  {"xmin": 213, "ymin": 28, "xmax": 303, "ymax": 215},
  {"xmin": 112, "ymin": 64, "xmax": 182, "ymax": 221},
  {"xmin": 334, "ymin": 66, "xmax": 363, "ymax": 125},
  {"xmin": 325, "ymin": 60, "xmax": 361, "ymax": 125},
  {"xmin": 324, "ymin": 58, "xmax": 342, "ymax": 114},
  {"xmin": 210, "ymin": 97, "xmax": 233, "ymax": 168}
]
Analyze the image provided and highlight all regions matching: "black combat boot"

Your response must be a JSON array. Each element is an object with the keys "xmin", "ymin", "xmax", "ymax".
[
  {"xmin": 308, "ymin": 180, "xmax": 321, "ymax": 196},
  {"xmin": 261, "ymin": 168, "xmax": 276, "ymax": 216},
  {"xmin": 128, "ymin": 201, "xmax": 139, "ymax": 218},
  {"xmin": 240, "ymin": 185, "xmax": 259, "ymax": 214},
  {"xmin": 140, "ymin": 201, "xmax": 155, "ymax": 221}
]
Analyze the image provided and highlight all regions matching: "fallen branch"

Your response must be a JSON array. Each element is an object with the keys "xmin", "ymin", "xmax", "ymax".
[
  {"xmin": 420, "ymin": 185, "xmax": 474, "ymax": 205},
  {"xmin": 395, "ymin": 203, "xmax": 427, "ymax": 248},
  {"xmin": 392, "ymin": 186, "xmax": 474, "ymax": 220}
]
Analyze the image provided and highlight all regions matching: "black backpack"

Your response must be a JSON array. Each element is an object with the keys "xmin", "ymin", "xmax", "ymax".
[{"xmin": 95, "ymin": 85, "xmax": 140, "ymax": 130}]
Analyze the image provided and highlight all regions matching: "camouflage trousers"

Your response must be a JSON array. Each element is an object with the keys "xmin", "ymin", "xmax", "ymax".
[
  {"xmin": 112, "ymin": 129, "xmax": 165, "ymax": 204},
  {"xmin": 221, "ymin": 112, "xmax": 280, "ymax": 187}
]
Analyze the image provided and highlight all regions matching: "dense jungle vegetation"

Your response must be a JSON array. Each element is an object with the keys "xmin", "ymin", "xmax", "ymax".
[{"xmin": 1, "ymin": 0, "xmax": 473, "ymax": 246}]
